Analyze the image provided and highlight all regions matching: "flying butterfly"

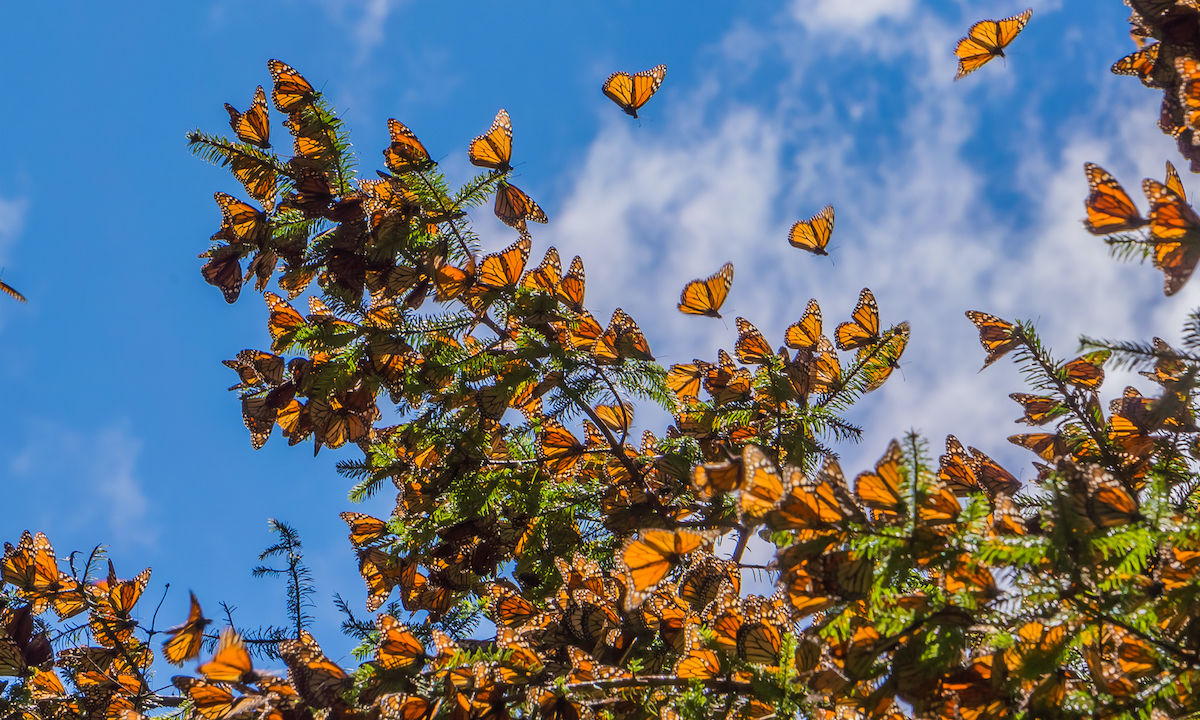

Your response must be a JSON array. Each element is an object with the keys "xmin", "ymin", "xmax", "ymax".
[
  {"xmin": 602, "ymin": 64, "xmax": 667, "ymax": 118},
  {"xmin": 162, "ymin": 592, "xmax": 210, "ymax": 666},
  {"xmin": 677, "ymin": 262, "xmax": 734, "ymax": 317},
  {"xmin": 1144, "ymin": 177, "xmax": 1200, "ymax": 295},
  {"xmin": 834, "ymin": 288, "xmax": 880, "ymax": 351},
  {"xmin": 788, "ymin": 205, "xmax": 834, "ymax": 255},
  {"xmin": 494, "ymin": 181, "xmax": 548, "ymax": 230},
  {"xmin": 468, "ymin": 108, "xmax": 513, "ymax": 172},
  {"xmin": 0, "ymin": 277, "xmax": 25, "ymax": 302},
  {"xmin": 966, "ymin": 310, "xmax": 1021, "ymax": 369},
  {"xmin": 198, "ymin": 627, "xmax": 257, "ymax": 684},
  {"xmin": 225, "ymin": 86, "xmax": 270, "ymax": 149},
  {"xmin": 954, "ymin": 9, "xmax": 1033, "ymax": 80},
  {"xmin": 1082, "ymin": 163, "xmax": 1145, "ymax": 234},
  {"xmin": 267, "ymin": 59, "xmax": 316, "ymax": 113}
]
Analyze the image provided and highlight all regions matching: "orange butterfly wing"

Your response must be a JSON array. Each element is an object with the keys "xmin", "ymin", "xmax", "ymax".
[
  {"xmin": 834, "ymin": 287, "xmax": 880, "ymax": 350},
  {"xmin": 677, "ymin": 262, "xmax": 734, "ymax": 317},
  {"xmin": 965, "ymin": 310, "xmax": 1020, "ymax": 369},
  {"xmin": 1144, "ymin": 178, "xmax": 1200, "ymax": 295},
  {"xmin": 788, "ymin": 205, "xmax": 834, "ymax": 255},
  {"xmin": 267, "ymin": 59, "xmax": 316, "ymax": 113},
  {"xmin": 0, "ymin": 278, "xmax": 26, "ymax": 302},
  {"xmin": 468, "ymin": 108, "xmax": 513, "ymax": 171},
  {"xmin": 784, "ymin": 299, "xmax": 822, "ymax": 350},
  {"xmin": 384, "ymin": 119, "xmax": 432, "ymax": 173},
  {"xmin": 162, "ymin": 592, "xmax": 210, "ymax": 666},
  {"xmin": 1082, "ymin": 163, "xmax": 1145, "ymax": 234},
  {"xmin": 225, "ymin": 85, "xmax": 271, "ymax": 148},
  {"xmin": 476, "ymin": 234, "xmax": 531, "ymax": 292},
  {"xmin": 954, "ymin": 9, "xmax": 1032, "ymax": 80},
  {"xmin": 602, "ymin": 64, "xmax": 667, "ymax": 117},
  {"xmin": 494, "ymin": 181, "xmax": 548, "ymax": 230}
]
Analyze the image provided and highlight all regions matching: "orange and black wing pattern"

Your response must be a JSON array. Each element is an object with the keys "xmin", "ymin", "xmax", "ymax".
[
  {"xmin": 1083, "ymin": 163, "xmax": 1145, "ymax": 234},
  {"xmin": 1144, "ymin": 177, "xmax": 1200, "ymax": 295},
  {"xmin": 954, "ymin": 9, "xmax": 1033, "ymax": 80},
  {"xmin": 468, "ymin": 108, "xmax": 513, "ymax": 172},
  {"xmin": 788, "ymin": 205, "xmax": 834, "ymax": 255},
  {"xmin": 494, "ymin": 182, "xmax": 548, "ymax": 230},
  {"xmin": 677, "ymin": 262, "xmax": 733, "ymax": 317},
  {"xmin": 267, "ymin": 59, "xmax": 316, "ymax": 113},
  {"xmin": 602, "ymin": 64, "xmax": 667, "ymax": 118},
  {"xmin": 225, "ymin": 85, "xmax": 271, "ymax": 149}
]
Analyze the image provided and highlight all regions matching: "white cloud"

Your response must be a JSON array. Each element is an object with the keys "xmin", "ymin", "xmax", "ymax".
[
  {"xmin": 0, "ymin": 195, "xmax": 27, "ymax": 265},
  {"xmin": 543, "ymin": 0, "xmax": 1185, "ymax": 484},
  {"xmin": 8, "ymin": 422, "xmax": 154, "ymax": 549},
  {"xmin": 790, "ymin": 0, "xmax": 916, "ymax": 32}
]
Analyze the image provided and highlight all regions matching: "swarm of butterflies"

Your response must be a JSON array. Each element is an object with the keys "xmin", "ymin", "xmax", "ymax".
[{"xmin": 9, "ymin": 10, "xmax": 1200, "ymax": 716}]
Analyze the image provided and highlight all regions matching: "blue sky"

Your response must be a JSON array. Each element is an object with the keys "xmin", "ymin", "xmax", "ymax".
[{"xmin": 0, "ymin": 0, "xmax": 1185, "ymax": 667}]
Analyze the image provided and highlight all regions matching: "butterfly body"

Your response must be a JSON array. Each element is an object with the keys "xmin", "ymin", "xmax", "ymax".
[
  {"xmin": 677, "ymin": 262, "xmax": 733, "ymax": 317},
  {"xmin": 954, "ymin": 9, "xmax": 1033, "ymax": 80},
  {"xmin": 602, "ymin": 64, "xmax": 667, "ymax": 118}
]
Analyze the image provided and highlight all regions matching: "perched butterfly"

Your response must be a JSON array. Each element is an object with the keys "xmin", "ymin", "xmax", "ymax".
[
  {"xmin": 1062, "ymin": 349, "xmax": 1108, "ymax": 389},
  {"xmin": 162, "ymin": 592, "xmax": 210, "ymax": 666},
  {"xmin": 834, "ymin": 288, "xmax": 880, "ymax": 350},
  {"xmin": 468, "ymin": 108, "xmax": 513, "ymax": 172},
  {"xmin": 475, "ymin": 234, "xmax": 531, "ymax": 292},
  {"xmin": 214, "ymin": 192, "xmax": 267, "ymax": 243},
  {"xmin": 198, "ymin": 627, "xmax": 257, "ymax": 684},
  {"xmin": 267, "ymin": 59, "xmax": 316, "ymax": 113},
  {"xmin": 0, "ymin": 277, "xmax": 25, "ymax": 302},
  {"xmin": 788, "ymin": 205, "xmax": 834, "ymax": 255},
  {"xmin": 340, "ymin": 511, "xmax": 388, "ymax": 546},
  {"xmin": 2, "ymin": 531, "xmax": 85, "ymax": 619},
  {"xmin": 602, "ymin": 64, "xmax": 667, "ymax": 118},
  {"xmin": 1178, "ymin": 56, "xmax": 1200, "ymax": 131},
  {"xmin": 278, "ymin": 630, "xmax": 350, "ymax": 708},
  {"xmin": 384, "ymin": 119, "xmax": 433, "ymax": 173},
  {"xmin": 557, "ymin": 255, "xmax": 586, "ymax": 310},
  {"xmin": 1082, "ymin": 163, "xmax": 1145, "ymax": 234},
  {"xmin": 1166, "ymin": 160, "xmax": 1188, "ymax": 201},
  {"xmin": 595, "ymin": 401, "xmax": 634, "ymax": 434},
  {"xmin": 376, "ymin": 614, "xmax": 426, "ymax": 674},
  {"xmin": 666, "ymin": 361, "xmax": 707, "ymax": 401},
  {"xmin": 594, "ymin": 308, "xmax": 654, "ymax": 363},
  {"xmin": 621, "ymin": 529, "xmax": 715, "ymax": 609},
  {"xmin": 1111, "ymin": 42, "xmax": 1161, "ymax": 86},
  {"xmin": 494, "ymin": 181, "xmax": 548, "ymax": 230},
  {"xmin": 710, "ymin": 594, "xmax": 787, "ymax": 665},
  {"xmin": 225, "ymin": 86, "xmax": 270, "ymax": 148},
  {"xmin": 954, "ymin": 9, "xmax": 1033, "ymax": 80},
  {"xmin": 677, "ymin": 262, "xmax": 734, "ymax": 317},
  {"xmin": 738, "ymin": 445, "xmax": 787, "ymax": 522},
  {"xmin": 966, "ymin": 310, "xmax": 1020, "ymax": 369},
  {"xmin": 1144, "ymin": 177, "xmax": 1200, "ymax": 294}
]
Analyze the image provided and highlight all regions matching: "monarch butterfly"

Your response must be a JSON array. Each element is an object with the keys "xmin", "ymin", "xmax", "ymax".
[
  {"xmin": 766, "ymin": 460, "xmax": 864, "ymax": 536},
  {"xmin": 539, "ymin": 421, "xmax": 586, "ymax": 477},
  {"xmin": 557, "ymin": 255, "xmax": 586, "ymax": 310},
  {"xmin": 309, "ymin": 389, "xmax": 377, "ymax": 450},
  {"xmin": 2, "ymin": 531, "xmax": 85, "ymax": 619},
  {"xmin": 854, "ymin": 440, "xmax": 908, "ymax": 524},
  {"xmin": 788, "ymin": 205, "xmax": 834, "ymax": 255},
  {"xmin": 710, "ymin": 594, "xmax": 786, "ymax": 665},
  {"xmin": 173, "ymin": 677, "xmax": 250, "ymax": 720},
  {"xmin": 267, "ymin": 59, "xmax": 316, "ymax": 113},
  {"xmin": 859, "ymin": 321, "xmax": 908, "ymax": 392},
  {"xmin": 1062, "ymin": 349, "xmax": 1108, "ymax": 389},
  {"xmin": 1166, "ymin": 160, "xmax": 1188, "ymax": 201},
  {"xmin": 621, "ymin": 529, "xmax": 715, "ymax": 609},
  {"xmin": 0, "ymin": 605, "xmax": 52, "ymax": 677},
  {"xmin": 0, "ymin": 277, "xmax": 26, "ymax": 302},
  {"xmin": 89, "ymin": 561, "xmax": 150, "ymax": 620},
  {"xmin": 679, "ymin": 554, "xmax": 740, "ymax": 611},
  {"xmin": 214, "ymin": 192, "xmax": 267, "ymax": 243},
  {"xmin": 675, "ymin": 628, "xmax": 723, "ymax": 680},
  {"xmin": 834, "ymin": 288, "xmax": 880, "ymax": 350},
  {"xmin": 495, "ymin": 626, "xmax": 545, "ymax": 682},
  {"xmin": 965, "ymin": 310, "xmax": 1020, "ymax": 369},
  {"xmin": 225, "ymin": 85, "xmax": 271, "ymax": 149},
  {"xmin": 594, "ymin": 401, "xmax": 634, "ymax": 434},
  {"xmin": 376, "ymin": 614, "xmax": 426, "ymax": 673},
  {"xmin": 666, "ymin": 361, "xmax": 707, "ymax": 401},
  {"xmin": 198, "ymin": 627, "xmax": 257, "ymax": 684},
  {"xmin": 809, "ymin": 336, "xmax": 842, "ymax": 393},
  {"xmin": 161, "ymin": 592, "xmax": 210, "ymax": 666},
  {"xmin": 734, "ymin": 317, "xmax": 774, "ymax": 365},
  {"xmin": 1178, "ymin": 56, "xmax": 1200, "ymax": 131},
  {"xmin": 476, "ymin": 234, "xmax": 531, "ymax": 292},
  {"xmin": 677, "ymin": 262, "xmax": 734, "ymax": 317},
  {"xmin": 1082, "ymin": 163, "xmax": 1145, "ymax": 234},
  {"xmin": 594, "ymin": 308, "xmax": 654, "ymax": 363},
  {"xmin": 340, "ymin": 511, "xmax": 388, "ymax": 546},
  {"xmin": 468, "ymin": 108, "xmax": 513, "ymax": 172},
  {"xmin": 1111, "ymin": 42, "xmax": 1161, "ymax": 86},
  {"xmin": 278, "ymin": 630, "xmax": 350, "ymax": 708},
  {"xmin": 486, "ymin": 581, "xmax": 542, "ymax": 628},
  {"xmin": 738, "ymin": 444, "xmax": 787, "ymax": 522},
  {"xmin": 602, "ymin": 64, "xmax": 667, "ymax": 118},
  {"xmin": 954, "ymin": 9, "xmax": 1033, "ymax": 80},
  {"xmin": 1009, "ymin": 393, "xmax": 1065, "ymax": 426},
  {"xmin": 384, "ymin": 119, "xmax": 433, "ymax": 173},
  {"xmin": 377, "ymin": 694, "xmax": 436, "ymax": 720},
  {"xmin": 784, "ymin": 299, "xmax": 822, "ymax": 350},
  {"xmin": 494, "ymin": 181, "xmax": 548, "ymax": 230},
  {"xmin": 522, "ymin": 246, "xmax": 561, "ymax": 293},
  {"xmin": 1144, "ymin": 178, "xmax": 1200, "ymax": 294}
]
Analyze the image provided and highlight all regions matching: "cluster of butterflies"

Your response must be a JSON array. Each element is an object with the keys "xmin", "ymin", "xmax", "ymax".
[
  {"xmin": 1081, "ymin": 159, "xmax": 1200, "ymax": 295},
  {"xmin": 1110, "ymin": 1, "xmax": 1200, "ymax": 170}
]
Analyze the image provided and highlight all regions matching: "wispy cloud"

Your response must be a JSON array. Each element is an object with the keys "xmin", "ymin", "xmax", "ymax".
[
  {"xmin": 543, "ymin": 3, "xmax": 1180, "ymax": 481},
  {"xmin": 8, "ymin": 421, "xmax": 155, "ymax": 550},
  {"xmin": 0, "ymin": 195, "xmax": 27, "ymax": 265},
  {"xmin": 790, "ymin": 0, "xmax": 915, "ymax": 32}
]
